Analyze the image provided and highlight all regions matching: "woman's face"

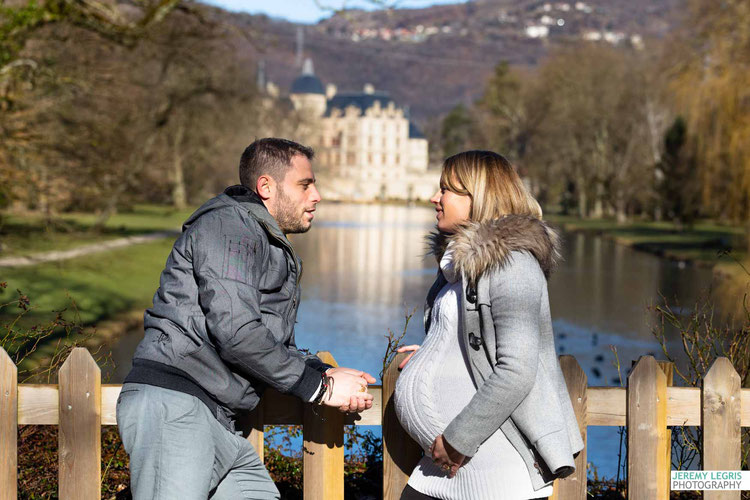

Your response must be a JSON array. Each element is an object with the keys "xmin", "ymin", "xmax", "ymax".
[{"xmin": 430, "ymin": 185, "xmax": 472, "ymax": 233}]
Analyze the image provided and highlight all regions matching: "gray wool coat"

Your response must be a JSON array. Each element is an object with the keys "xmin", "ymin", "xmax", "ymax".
[{"xmin": 424, "ymin": 215, "xmax": 585, "ymax": 490}]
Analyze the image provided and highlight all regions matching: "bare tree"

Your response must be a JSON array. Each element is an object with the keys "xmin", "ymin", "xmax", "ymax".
[
  {"xmin": 525, "ymin": 44, "xmax": 655, "ymax": 221},
  {"xmin": 1, "ymin": 2, "xmax": 301, "ymax": 220},
  {"xmin": 668, "ymin": 0, "xmax": 750, "ymax": 250},
  {"xmin": 0, "ymin": 0, "xmax": 184, "ymax": 215}
]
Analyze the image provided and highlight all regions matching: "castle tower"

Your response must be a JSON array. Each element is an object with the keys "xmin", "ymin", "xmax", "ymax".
[{"xmin": 289, "ymin": 58, "xmax": 327, "ymax": 118}]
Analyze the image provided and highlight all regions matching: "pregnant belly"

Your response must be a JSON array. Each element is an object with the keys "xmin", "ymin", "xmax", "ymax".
[{"xmin": 393, "ymin": 339, "xmax": 450, "ymax": 451}]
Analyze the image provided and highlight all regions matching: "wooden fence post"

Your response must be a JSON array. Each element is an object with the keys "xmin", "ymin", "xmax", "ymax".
[
  {"xmin": 237, "ymin": 399, "xmax": 264, "ymax": 462},
  {"xmin": 627, "ymin": 355, "xmax": 668, "ymax": 500},
  {"xmin": 658, "ymin": 360, "xmax": 674, "ymax": 497},
  {"xmin": 382, "ymin": 352, "xmax": 421, "ymax": 500},
  {"xmin": 550, "ymin": 355, "xmax": 588, "ymax": 500},
  {"xmin": 58, "ymin": 348, "xmax": 101, "ymax": 500},
  {"xmin": 702, "ymin": 357, "xmax": 741, "ymax": 500},
  {"xmin": 303, "ymin": 352, "xmax": 344, "ymax": 500},
  {"xmin": 0, "ymin": 348, "xmax": 17, "ymax": 500}
]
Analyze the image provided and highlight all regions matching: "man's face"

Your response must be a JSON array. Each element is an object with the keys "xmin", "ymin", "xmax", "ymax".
[{"xmin": 273, "ymin": 155, "xmax": 321, "ymax": 234}]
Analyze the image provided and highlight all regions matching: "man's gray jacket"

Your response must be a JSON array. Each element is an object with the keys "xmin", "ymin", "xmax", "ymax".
[{"xmin": 125, "ymin": 185, "xmax": 328, "ymax": 426}]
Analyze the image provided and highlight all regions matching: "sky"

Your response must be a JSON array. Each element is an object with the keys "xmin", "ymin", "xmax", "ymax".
[{"xmin": 201, "ymin": 0, "xmax": 468, "ymax": 24}]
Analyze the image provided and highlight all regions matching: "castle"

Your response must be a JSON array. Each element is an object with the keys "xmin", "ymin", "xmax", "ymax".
[{"xmin": 286, "ymin": 59, "xmax": 437, "ymax": 201}]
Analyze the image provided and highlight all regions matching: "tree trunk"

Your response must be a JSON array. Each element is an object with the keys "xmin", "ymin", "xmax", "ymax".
[
  {"xmin": 36, "ymin": 161, "xmax": 50, "ymax": 217},
  {"xmin": 93, "ymin": 181, "xmax": 128, "ymax": 230},
  {"xmin": 93, "ymin": 202, "xmax": 117, "ymax": 230},
  {"xmin": 577, "ymin": 177, "xmax": 588, "ymax": 218},
  {"xmin": 592, "ymin": 181, "xmax": 605, "ymax": 219},
  {"xmin": 615, "ymin": 195, "xmax": 627, "ymax": 224},
  {"xmin": 172, "ymin": 123, "xmax": 187, "ymax": 210}
]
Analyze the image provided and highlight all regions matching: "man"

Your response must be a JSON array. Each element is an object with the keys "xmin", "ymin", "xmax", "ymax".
[{"xmin": 116, "ymin": 138, "xmax": 375, "ymax": 499}]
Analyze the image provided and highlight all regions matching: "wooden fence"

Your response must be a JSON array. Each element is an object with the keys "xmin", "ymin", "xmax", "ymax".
[{"xmin": 1, "ymin": 347, "xmax": 748, "ymax": 499}]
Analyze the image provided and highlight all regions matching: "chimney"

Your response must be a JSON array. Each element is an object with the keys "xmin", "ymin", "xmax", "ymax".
[
  {"xmin": 363, "ymin": 83, "xmax": 375, "ymax": 94},
  {"xmin": 326, "ymin": 83, "xmax": 337, "ymax": 99}
]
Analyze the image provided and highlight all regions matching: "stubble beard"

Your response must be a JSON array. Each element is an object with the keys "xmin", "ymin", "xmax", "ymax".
[{"xmin": 274, "ymin": 186, "xmax": 311, "ymax": 234}]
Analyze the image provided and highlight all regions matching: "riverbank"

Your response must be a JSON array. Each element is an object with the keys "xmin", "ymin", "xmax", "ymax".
[
  {"xmin": 3, "ymin": 202, "xmax": 742, "ymax": 487},
  {"xmin": 546, "ymin": 215, "xmax": 744, "ymax": 262},
  {"xmin": 546, "ymin": 215, "xmax": 749, "ymax": 315},
  {"xmin": 0, "ymin": 205, "xmax": 196, "ymax": 371},
  {"xmin": 0, "ymin": 238, "xmax": 174, "ymax": 372},
  {"xmin": 0, "ymin": 204, "xmax": 193, "ymax": 257},
  {"xmin": 4, "ymin": 206, "xmax": 748, "ymax": 374}
]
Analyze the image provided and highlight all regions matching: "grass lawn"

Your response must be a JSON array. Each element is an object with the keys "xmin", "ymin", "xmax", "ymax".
[
  {"xmin": 0, "ymin": 238, "xmax": 174, "ymax": 368},
  {"xmin": 1, "ymin": 237, "xmax": 173, "ymax": 325},
  {"xmin": 0, "ymin": 204, "xmax": 195, "ymax": 257}
]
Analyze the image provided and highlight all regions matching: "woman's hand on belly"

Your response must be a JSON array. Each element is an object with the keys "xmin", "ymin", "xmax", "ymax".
[
  {"xmin": 397, "ymin": 344, "xmax": 420, "ymax": 369},
  {"xmin": 429, "ymin": 434, "xmax": 466, "ymax": 478}
]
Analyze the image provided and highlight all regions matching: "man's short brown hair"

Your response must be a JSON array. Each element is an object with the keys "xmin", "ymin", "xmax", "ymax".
[{"xmin": 239, "ymin": 138, "xmax": 314, "ymax": 190}]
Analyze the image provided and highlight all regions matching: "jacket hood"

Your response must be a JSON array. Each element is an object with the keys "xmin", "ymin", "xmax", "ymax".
[
  {"xmin": 182, "ymin": 185, "xmax": 279, "ymax": 235},
  {"xmin": 427, "ymin": 215, "xmax": 562, "ymax": 281}
]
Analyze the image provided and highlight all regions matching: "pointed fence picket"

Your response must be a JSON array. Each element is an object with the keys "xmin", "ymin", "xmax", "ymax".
[
  {"xmin": 1, "ymin": 347, "xmax": 748, "ymax": 499},
  {"xmin": 703, "ymin": 358, "xmax": 743, "ymax": 500}
]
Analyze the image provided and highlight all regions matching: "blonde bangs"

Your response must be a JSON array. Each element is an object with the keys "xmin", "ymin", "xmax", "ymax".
[
  {"xmin": 440, "ymin": 150, "xmax": 543, "ymax": 223},
  {"xmin": 439, "ymin": 161, "xmax": 470, "ymax": 195}
]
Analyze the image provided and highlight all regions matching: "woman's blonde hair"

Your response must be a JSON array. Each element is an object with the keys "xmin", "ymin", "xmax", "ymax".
[{"xmin": 440, "ymin": 150, "xmax": 543, "ymax": 222}]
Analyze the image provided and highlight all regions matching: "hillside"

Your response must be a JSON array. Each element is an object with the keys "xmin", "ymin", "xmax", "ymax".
[{"xmin": 223, "ymin": 0, "xmax": 682, "ymax": 120}]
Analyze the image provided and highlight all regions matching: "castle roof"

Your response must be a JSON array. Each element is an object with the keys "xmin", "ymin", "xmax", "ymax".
[
  {"xmin": 290, "ymin": 58, "xmax": 325, "ymax": 95},
  {"xmin": 291, "ymin": 75, "xmax": 325, "ymax": 95},
  {"xmin": 324, "ymin": 92, "xmax": 395, "ymax": 116},
  {"xmin": 408, "ymin": 122, "xmax": 425, "ymax": 139}
]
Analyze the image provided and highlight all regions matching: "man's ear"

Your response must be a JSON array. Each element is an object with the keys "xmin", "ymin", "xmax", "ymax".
[{"xmin": 256, "ymin": 174, "xmax": 275, "ymax": 201}]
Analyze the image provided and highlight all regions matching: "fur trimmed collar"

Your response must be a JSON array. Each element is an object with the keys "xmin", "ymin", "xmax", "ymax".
[{"xmin": 427, "ymin": 215, "xmax": 562, "ymax": 282}]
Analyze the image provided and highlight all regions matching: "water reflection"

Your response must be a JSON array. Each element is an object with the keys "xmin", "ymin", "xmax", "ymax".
[
  {"xmin": 287, "ymin": 203, "xmax": 719, "ymax": 478},
  {"xmin": 108, "ymin": 202, "xmax": 722, "ymax": 478},
  {"xmin": 550, "ymin": 231, "xmax": 718, "ymax": 341},
  {"xmin": 288, "ymin": 204, "xmax": 718, "ymax": 386},
  {"xmin": 290, "ymin": 203, "xmax": 436, "ymax": 308},
  {"xmin": 288, "ymin": 203, "xmax": 437, "ymax": 382}
]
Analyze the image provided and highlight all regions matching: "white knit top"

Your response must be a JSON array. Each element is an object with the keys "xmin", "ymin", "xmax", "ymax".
[{"xmin": 394, "ymin": 248, "xmax": 554, "ymax": 500}]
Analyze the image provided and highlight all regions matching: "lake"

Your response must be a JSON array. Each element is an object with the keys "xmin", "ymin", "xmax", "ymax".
[{"xmin": 107, "ymin": 202, "xmax": 720, "ymax": 479}]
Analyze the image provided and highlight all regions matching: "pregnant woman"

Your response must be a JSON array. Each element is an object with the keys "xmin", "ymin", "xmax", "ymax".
[{"xmin": 394, "ymin": 150, "xmax": 584, "ymax": 500}]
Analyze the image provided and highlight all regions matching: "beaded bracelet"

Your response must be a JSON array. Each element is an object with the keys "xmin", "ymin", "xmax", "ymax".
[{"xmin": 312, "ymin": 371, "xmax": 332, "ymax": 406}]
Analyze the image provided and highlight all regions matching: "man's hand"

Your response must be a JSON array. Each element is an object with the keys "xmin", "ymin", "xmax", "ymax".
[
  {"xmin": 338, "ymin": 394, "xmax": 371, "ymax": 413},
  {"xmin": 322, "ymin": 367, "xmax": 376, "ymax": 412},
  {"xmin": 327, "ymin": 367, "xmax": 376, "ymax": 384},
  {"xmin": 429, "ymin": 434, "xmax": 465, "ymax": 478},
  {"xmin": 397, "ymin": 345, "xmax": 420, "ymax": 369}
]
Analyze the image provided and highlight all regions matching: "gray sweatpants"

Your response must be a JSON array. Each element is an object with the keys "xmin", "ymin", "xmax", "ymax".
[{"xmin": 116, "ymin": 383, "xmax": 280, "ymax": 500}]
